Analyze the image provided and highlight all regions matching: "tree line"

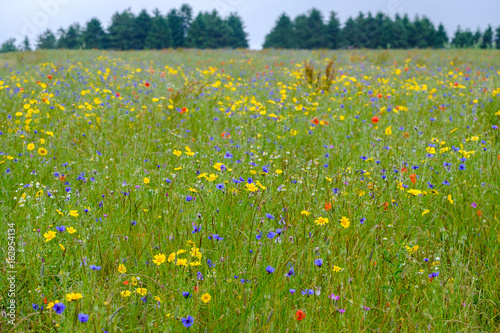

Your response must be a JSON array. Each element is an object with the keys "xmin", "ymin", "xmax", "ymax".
[
  {"xmin": 1, "ymin": 6, "xmax": 500, "ymax": 52},
  {"xmin": 0, "ymin": 4, "xmax": 248, "ymax": 52},
  {"xmin": 264, "ymin": 9, "xmax": 500, "ymax": 49}
]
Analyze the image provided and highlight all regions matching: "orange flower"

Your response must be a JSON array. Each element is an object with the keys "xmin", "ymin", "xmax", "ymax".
[
  {"xmin": 410, "ymin": 174, "xmax": 416, "ymax": 183},
  {"xmin": 371, "ymin": 116, "xmax": 379, "ymax": 124},
  {"xmin": 145, "ymin": 82, "xmax": 150, "ymax": 87},
  {"xmin": 324, "ymin": 202, "xmax": 332, "ymax": 211},
  {"xmin": 295, "ymin": 309, "xmax": 306, "ymax": 321},
  {"xmin": 311, "ymin": 117, "xmax": 319, "ymax": 125}
]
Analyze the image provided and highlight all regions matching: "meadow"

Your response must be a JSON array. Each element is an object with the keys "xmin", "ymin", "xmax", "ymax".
[{"xmin": 0, "ymin": 48, "xmax": 499, "ymax": 332}]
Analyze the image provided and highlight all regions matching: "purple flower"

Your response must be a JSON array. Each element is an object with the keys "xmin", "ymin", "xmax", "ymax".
[
  {"xmin": 290, "ymin": 289, "xmax": 296, "ymax": 294},
  {"xmin": 471, "ymin": 202, "xmax": 477, "ymax": 208},
  {"xmin": 328, "ymin": 294, "xmax": 339, "ymax": 301},
  {"xmin": 56, "ymin": 226, "xmax": 66, "ymax": 232},
  {"xmin": 266, "ymin": 266, "xmax": 275, "ymax": 274},
  {"xmin": 338, "ymin": 309, "xmax": 345, "ymax": 314},
  {"xmin": 314, "ymin": 259, "xmax": 323, "ymax": 267},
  {"xmin": 363, "ymin": 306, "xmax": 371, "ymax": 311},
  {"xmin": 216, "ymin": 183, "xmax": 224, "ymax": 190},
  {"xmin": 78, "ymin": 313, "xmax": 89, "ymax": 323},
  {"xmin": 53, "ymin": 302, "xmax": 66, "ymax": 314},
  {"xmin": 267, "ymin": 231, "xmax": 276, "ymax": 239}
]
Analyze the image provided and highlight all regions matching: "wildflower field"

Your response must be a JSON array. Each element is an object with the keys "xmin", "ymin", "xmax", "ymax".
[{"xmin": 1, "ymin": 49, "xmax": 500, "ymax": 332}]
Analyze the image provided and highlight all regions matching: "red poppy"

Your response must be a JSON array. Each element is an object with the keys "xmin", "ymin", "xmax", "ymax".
[
  {"xmin": 60, "ymin": 175, "xmax": 66, "ymax": 181},
  {"xmin": 180, "ymin": 107, "xmax": 187, "ymax": 114},
  {"xmin": 43, "ymin": 297, "xmax": 47, "ymax": 304},
  {"xmin": 410, "ymin": 174, "xmax": 416, "ymax": 183},
  {"xmin": 47, "ymin": 75, "xmax": 52, "ymax": 80},
  {"xmin": 477, "ymin": 210, "xmax": 483, "ymax": 217},
  {"xmin": 145, "ymin": 82, "xmax": 150, "ymax": 87},
  {"xmin": 116, "ymin": 93, "xmax": 120, "ymax": 97},
  {"xmin": 311, "ymin": 117, "xmax": 319, "ymax": 125},
  {"xmin": 377, "ymin": 93, "xmax": 382, "ymax": 98},
  {"xmin": 371, "ymin": 116, "xmax": 379, "ymax": 124},
  {"xmin": 401, "ymin": 167, "xmax": 407, "ymax": 173},
  {"xmin": 295, "ymin": 309, "xmax": 306, "ymax": 321},
  {"xmin": 383, "ymin": 202, "xmax": 389, "ymax": 210},
  {"xmin": 325, "ymin": 202, "xmax": 332, "ymax": 211},
  {"xmin": 123, "ymin": 280, "xmax": 129, "ymax": 285}
]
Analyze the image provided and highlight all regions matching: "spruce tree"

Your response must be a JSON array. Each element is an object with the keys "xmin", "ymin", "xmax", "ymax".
[
  {"xmin": 186, "ymin": 12, "xmax": 208, "ymax": 48},
  {"xmin": 145, "ymin": 9, "xmax": 172, "ymax": 49},
  {"xmin": 481, "ymin": 26, "xmax": 492, "ymax": 49},
  {"xmin": 326, "ymin": 11, "xmax": 341, "ymax": 49},
  {"xmin": 263, "ymin": 13, "xmax": 295, "ymax": 49},
  {"xmin": 495, "ymin": 26, "xmax": 500, "ymax": 49},
  {"xmin": 134, "ymin": 9, "xmax": 153, "ymax": 50},
  {"xmin": 294, "ymin": 14, "xmax": 310, "ymax": 49},
  {"xmin": 107, "ymin": 9, "xmax": 136, "ymax": 50},
  {"xmin": 0, "ymin": 38, "xmax": 18, "ymax": 53},
  {"xmin": 22, "ymin": 36, "xmax": 31, "ymax": 51},
  {"xmin": 36, "ymin": 30, "xmax": 57, "ymax": 49},
  {"xmin": 226, "ymin": 13, "xmax": 248, "ymax": 48},
  {"xmin": 82, "ymin": 18, "xmax": 107, "ymax": 49},
  {"xmin": 167, "ymin": 9, "xmax": 185, "ymax": 48},
  {"xmin": 306, "ymin": 8, "xmax": 328, "ymax": 49},
  {"xmin": 435, "ymin": 24, "xmax": 448, "ymax": 48}
]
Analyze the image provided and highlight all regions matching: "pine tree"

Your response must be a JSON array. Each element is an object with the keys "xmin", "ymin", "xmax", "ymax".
[
  {"xmin": 22, "ymin": 36, "xmax": 31, "ymax": 51},
  {"xmin": 263, "ymin": 13, "xmax": 295, "ymax": 49},
  {"xmin": 305, "ymin": 8, "xmax": 328, "ymax": 49},
  {"xmin": 36, "ymin": 30, "xmax": 57, "ymax": 49},
  {"xmin": 473, "ymin": 29, "xmax": 482, "ymax": 47},
  {"xmin": 107, "ymin": 9, "xmax": 136, "ymax": 50},
  {"xmin": 205, "ymin": 10, "xmax": 234, "ymax": 48},
  {"xmin": 167, "ymin": 9, "xmax": 184, "ymax": 48},
  {"xmin": 495, "ymin": 26, "xmax": 500, "ymax": 49},
  {"xmin": 326, "ymin": 11, "xmax": 341, "ymax": 49},
  {"xmin": 226, "ymin": 13, "xmax": 248, "ymax": 48},
  {"xmin": 82, "ymin": 18, "xmax": 107, "ymax": 49},
  {"xmin": 57, "ymin": 24, "xmax": 82, "ymax": 49},
  {"xmin": 134, "ymin": 9, "xmax": 153, "ymax": 50},
  {"xmin": 341, "ymin": 17, "xmax": 359, "ymax": 48},
  {"xmin": 391, "ymin": 14, "xmax": 409, "ymax": 49},
  {"xmin": 435, "ymin": 24, "xmax": 448, "ymax": 48},
  {"xmin": 294, "ymin": 14, "xmax": 310, "ymax": 49},
  {"xmin": 186, "ymin": 12, "xmax": 208, "ymax": 48},
  {"xmin": 0, "ymin": 38, "xmax": 18, "ymax": 53},
  {"xmin": 481, "ymin": 25, "xmax": 492, "ymax": 49},
  {"xmin": 145, "ymin": 9, "xmax": 172, "ymax": 49}
]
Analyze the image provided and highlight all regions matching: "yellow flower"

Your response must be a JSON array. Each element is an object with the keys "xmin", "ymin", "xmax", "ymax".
[
  {"xmin": 46, "ymin": 131, "xmax": 54, "ymax": 137},
  {"xmin": 189, "ymin": 261, "xmax": 201, "ymax": 267},
  {"xmin": 176, "ymin": 258, "xmax": 188, "ymax": 266},
  {"xmin": 66, "ymin": 293, "xmax": 83, "ymax": 302},
  {"xmin": 301, "ymin": 210, "xmax": 311, "ymax": 216},
  {"xmin": 245, "ymin": 183, "xmax": 258, "ymax": 192},
  {"xmin": 136, "ymin": 288, "xmax": 147, "ymax": 296},
  {"xmin": 190, "ymin": 247, "xmax": 202, "ymax": 259},
  {"xmin": 68, "ymin": 210, "xmax": 79, "ymax": 217},
  {"xmin": 447, "ymin": 195, "xmax": 454, "ymax": 204},
  {"xmin": 132, "ymin": 277, "xmax": 138, "ymax": 286},
  {"xmin": 153, "ymin": 253, "xmax": 166, "ymax": 265},
  {"xmin": 27, "ymin": 143, "xmax": 35, "ymax": 151},
  {"xmin": 385, "ymin": 126, "xmax": 392, "ymax": 136},
  {"xmin": 173, "ymin": 150, "xmax": 182, "ymax": 156},
  {"xmin": 154, "ymin": 296, "xmax": 162, "ymax": 303},
  {"xmin": 407, "ymin": 189, "xmax": 422, "ymax": 196},
  {"xmin": 276, "ymin": 169, "xmax": 283, "ymax": 174},
  {"xmin": 59, "ymin": 243, "xmax": 65, "ymax": 251},
  {"xmin": 38, "ymin": 147, "xmax": 48, "ymax": 156},
  {"xmin": 333, "ymin": 265, "xmax": 343, "ymax": 272},
  {"xmin": 422, "ymin": 210, "xmax": 430, "ymax": 216},
  {"xmin": 43, "ymin": 230, "xmax": 56, "ymax": 242},
  {"xmin": 340, "ymin": 216, "xmax": 350, "ymax": 229},
  {"xmin": 67, "ymin": 227, "xmax": 76, "ymax": 234},
  {"xmin": 144, "ymin": 177, "xmax": 150, "ymax": 184},
  {"xmin": 201, "ymin": 293, "xmax": 211, "ymax": 303},
  {"xmin": 314, "ymin": 217, "xmax": 329, "ymax": 226},
  {"xmin": 121, "ymin": 290, "xmax": 131, "ymax": 297},
  {"xmin": 118, "ymin": 264, "xmax": 127, "ymax": 274},
  {"xmin": 167, "ymin": 253, "xmax": 177, "ymax": 262}
]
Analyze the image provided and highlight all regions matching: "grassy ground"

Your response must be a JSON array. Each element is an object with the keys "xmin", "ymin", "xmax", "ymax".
[{"xmin": 0, "ymin": 48, "xmax": 499, "ymax": 332}]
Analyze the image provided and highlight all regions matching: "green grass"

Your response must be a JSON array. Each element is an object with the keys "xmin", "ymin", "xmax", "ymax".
[{"xmin": 0, "ymin": 48, "xmax": 499, "ymax": 332}]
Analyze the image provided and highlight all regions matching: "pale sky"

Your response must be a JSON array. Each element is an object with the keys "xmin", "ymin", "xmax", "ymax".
[{"xmin": 1, "ymin": 0, "xmax": 498, "ymax": 49}]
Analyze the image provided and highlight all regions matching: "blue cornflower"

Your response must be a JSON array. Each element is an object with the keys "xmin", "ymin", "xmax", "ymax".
[
  {"xmin": 53, "ymin": 302, "xmax": 66, "ymax": 314},
  {"xmin": 314, "ymin": 259, "xmax": 323, "ymax": 267},
  {"xmin": 78, "ymin": 313, "xmax": 89, "ymax": 323},
  {"xmin": 181, "ymin": 315, "xmax": 194, "ymax": 327},
  {"xmin": 186, "ymin": 195, "xmax": 193, "ymax": 202},
  {"xmin": 216, "ymin": 183, "xmax": 224, "ymax": 190},
  {"xmin": 267, "ymin": 231, "xmax": 276, "ymax": 239},
  {"xmin": 266, "ymin": 266, "xmax": 275, "ymax": 274},
  {"xmin": 256, "ymin": 231, "xmax": 262, "ymax": 240},
  {"xmin": 224, "ymin": 152, "xmax": 233, "ymax": 159},
  {"xmin": 459, "ymin": 164, "xmax": 465, "ymax": 170},
  {"xmin": 56, "ymin": 226, "xmax": 66, "ymax": 232},
  {"xmin": 265, "ymin": 213, "xmax": 274, "ymax": 219},
  {"xmin": 182, "ymin": 292, "xmax": 191, "ymax": 298}
]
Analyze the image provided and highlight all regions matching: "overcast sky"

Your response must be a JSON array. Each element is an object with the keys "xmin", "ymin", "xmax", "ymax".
[{"xmin": 1, "ymin": 0, "xmax": 499, "ymax": 49}]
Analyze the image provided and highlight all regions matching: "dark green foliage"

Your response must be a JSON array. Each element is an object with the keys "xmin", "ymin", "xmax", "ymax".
[
  {"xmin": 452, "ymin": 27, "xmax": 475, "ymax": 48},
  {"xmin": 134, "ymin": 10, "xmax": 153, "ymax": 50},
  {"xmin": 107, "ymin": 9, "xmax": 136, "ymax": 50},
  {"xmin": 22, "ymin": 36, "xmax": 31, "ymax": 51},
  {"xmin": 435, "ymin": 24, "xmax": 449, "ymax": 48},
  {"xmin": 326, "ymin": 12, "xmax": 341, "ymax": 49},
  {"xmin": 36, "ymin": 30, "xmax": 57, "ymax": 49},
  {"xmin": 186, "ymin": 10, "xmax": 234, "ymax": 49},
  {"xmin": 481, "ymin": 26, "xmax": 492, "ymax": 49},
  {"xmin": 145, "ymin": 9, "xmax": 172, "ymax": 49},
  {"xmin": 226, "ymin": 13, "xmax": 249, "ymax": 48},
  {"xmin": 495, "ymin": 26, "xmax": 500, "ymax": 49},
  {"xmin": 263, "ymin": 13, "xmax": 295, "ymax": 49},
  {"xmin": 57, "ymin": 24, "xmax": 82, "ymax": 49},
  {"xmin": 82, "ymin": 18, "xmax": 107, "ymax": 49},
  {"xmin": 0, "ymin": 38, "xmax": 18, "ymax": 53}
]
